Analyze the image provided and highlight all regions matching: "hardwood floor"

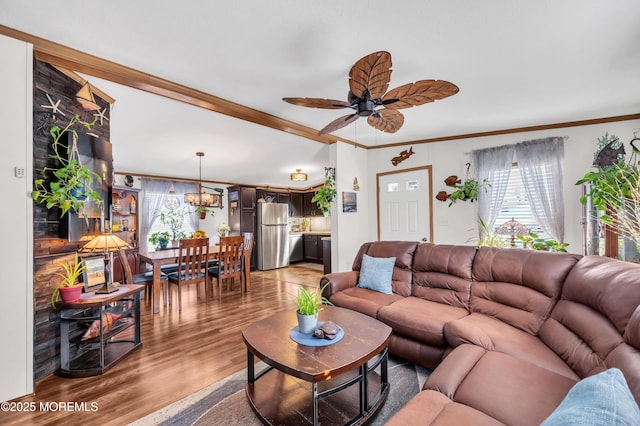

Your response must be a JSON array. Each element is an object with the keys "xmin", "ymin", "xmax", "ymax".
[{"xmin": 3, "ymin": 264, "xmax": 323, "ymax": 426}]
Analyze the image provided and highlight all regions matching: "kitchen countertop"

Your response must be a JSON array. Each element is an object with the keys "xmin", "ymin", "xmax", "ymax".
[{"xmin": 289, "ymin": 231, "xmax": 331, "ymax": 235}]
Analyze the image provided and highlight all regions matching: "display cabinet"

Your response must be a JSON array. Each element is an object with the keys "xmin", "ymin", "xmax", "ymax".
[{"xmin": 111, "ymin": 186, "xmax": 139, "ymax": 248}]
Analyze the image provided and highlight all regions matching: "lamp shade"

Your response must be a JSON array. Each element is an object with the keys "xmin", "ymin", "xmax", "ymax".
[
  {"xmin": 290, "ymin": 169, "xmax": 308, "ymax": 181},
  {"xmin": 80, "ymin": 233, "xmax": 130, "ymax": 253}
]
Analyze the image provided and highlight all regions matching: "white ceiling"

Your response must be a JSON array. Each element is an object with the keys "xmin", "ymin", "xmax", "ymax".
[{"xmin": 2, "ymin": 0, "xmax": 639, "ymax": 188}]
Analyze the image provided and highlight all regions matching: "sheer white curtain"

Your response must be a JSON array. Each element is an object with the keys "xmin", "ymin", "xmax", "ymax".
[
  {"xmin": 471, "ymin": 144, "xmax": 515, "ymax": 236},
  {"xmin": 514, "ymin": 137, "xmax": 565, "ymax": 242},
  {"xmin": 139, "ymin": 178, "xmax": 198, "ymax": 251}
]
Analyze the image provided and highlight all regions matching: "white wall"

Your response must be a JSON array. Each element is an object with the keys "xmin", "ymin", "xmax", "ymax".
[
  {"xmin": 0, "ymin": 34, "xmax": 34, "ymax": 400},
  {"xmin": 363, "ymin": 119, "xmax": 640, "ymax": 254},
  {"xmin": 332, "ymin": 142, "xmax": 369, "ymax": 272}
]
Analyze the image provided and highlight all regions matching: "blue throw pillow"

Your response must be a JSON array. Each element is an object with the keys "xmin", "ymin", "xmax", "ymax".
[
  {"xmin": 357, "ymin": 254, "xmax": 395, "ymax": 295},
  {"xmin": 541, "ymin": 368, "xmax": 640, "ymax": 426}
]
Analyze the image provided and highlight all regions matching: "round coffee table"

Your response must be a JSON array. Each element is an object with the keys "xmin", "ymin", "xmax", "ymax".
[{"xmin": 242, "ymin": 305, "xmax": 392, "ymax": 425}]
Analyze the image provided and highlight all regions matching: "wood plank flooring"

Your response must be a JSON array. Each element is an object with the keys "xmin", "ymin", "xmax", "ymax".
[{"xmin": 2, "ymin": 264, "xmax": 322, "ymax": 426}]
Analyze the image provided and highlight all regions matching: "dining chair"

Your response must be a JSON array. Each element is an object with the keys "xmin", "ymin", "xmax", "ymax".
[
  {"xmin": 208, "ymin": 235, "xmax": 244, "ymax": 300},
  {"xmin": 242, "ymin": 232, "xmax": 254, "ymax": 292},
  {"xmin": 117, "ymin": 249, "xmax": 168, "ymax": 302},
  {"xmin": 166, "ymin": 238, "xmax": 210, "ymax": 311}
]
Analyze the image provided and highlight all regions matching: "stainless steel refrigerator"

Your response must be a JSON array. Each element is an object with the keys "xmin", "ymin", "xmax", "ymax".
[{"xmin": 257, "ymin": 203, "xmax": 289, "ymax": 270}]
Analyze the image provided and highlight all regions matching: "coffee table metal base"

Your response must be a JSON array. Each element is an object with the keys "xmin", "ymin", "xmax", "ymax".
[{"xmin": 246, "ymin": 348, "xmax": 389, "ymax": 426}]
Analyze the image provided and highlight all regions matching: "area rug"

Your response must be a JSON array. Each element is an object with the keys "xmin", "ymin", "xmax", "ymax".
[{"xmin": 130, "ymin": 355, "xmax": 430, "ymax": 425}]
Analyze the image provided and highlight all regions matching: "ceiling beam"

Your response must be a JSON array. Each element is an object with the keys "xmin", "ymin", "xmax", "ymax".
[{"xmin": 0, "ymin": 25, "xmax": 362, "ymax": 147}]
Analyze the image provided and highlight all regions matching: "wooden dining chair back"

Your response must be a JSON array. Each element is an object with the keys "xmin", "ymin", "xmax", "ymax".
[
  {"xmin": 167, "ymin": 238, "xmax": 210, "ymax": 311},
  {"xmin": 242, "ymin": 232, "xmax": 254, "ymax": 291},
  {"xmin": 117, "ymin": 249, "xmax": 164, "ymax": 301},
  {"xmin": 208, "ymin": 235, "xmax": 244, "ymax": 300}
]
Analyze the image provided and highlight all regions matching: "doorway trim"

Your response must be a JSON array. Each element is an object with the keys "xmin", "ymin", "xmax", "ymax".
[{"xmin": 376, "ymin": 165, "xmax": 434, "ymax": 242}]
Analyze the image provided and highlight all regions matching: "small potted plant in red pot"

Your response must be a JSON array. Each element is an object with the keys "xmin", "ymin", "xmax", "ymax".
[{"xmin": 51, "ymin": 253, "xmax": 86, "ymax": 308}]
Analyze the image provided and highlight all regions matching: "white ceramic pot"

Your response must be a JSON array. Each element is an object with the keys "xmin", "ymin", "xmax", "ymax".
[{"xmin": 296, "ymin": 312, "xmax": 318, "ymax": 334}]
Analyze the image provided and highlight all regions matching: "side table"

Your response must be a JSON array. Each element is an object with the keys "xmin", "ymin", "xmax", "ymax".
[{"xmin": 57, "ymin": 284, "xmax": 144, "ymax": 378}]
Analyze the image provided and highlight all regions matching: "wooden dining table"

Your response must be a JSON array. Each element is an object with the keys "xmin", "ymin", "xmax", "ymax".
[{"xmin": 138, "ymin": 245, "xmax": 251, "ymax": 314}]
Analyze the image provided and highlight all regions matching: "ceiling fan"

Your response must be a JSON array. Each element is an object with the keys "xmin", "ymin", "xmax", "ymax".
[{"xmin": 283, "ymin": 51, "xmax": 459, "ymax": 135}]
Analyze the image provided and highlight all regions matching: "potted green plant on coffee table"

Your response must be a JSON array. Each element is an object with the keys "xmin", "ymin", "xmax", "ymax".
[
  {"xmin": 287, "ymin": 282, "xmax": 332, "ymax": 334},
  {"xmin": 51, "ymin": 253, "xmax": 86, "ymax": 308}
]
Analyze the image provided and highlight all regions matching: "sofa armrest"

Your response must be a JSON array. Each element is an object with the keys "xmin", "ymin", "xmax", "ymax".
[
  {"xmin": 423, "ymin": 344, "xmax": 487, "ymax": 398},
  {"xmin": 321, "ymin": 271, "xmax": 359, "ymax": 299},
  {"xmin": 444, "ymin": 319, "xmax": 495, "ymax": 351}
]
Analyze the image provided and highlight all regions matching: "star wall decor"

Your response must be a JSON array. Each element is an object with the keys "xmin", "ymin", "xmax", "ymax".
[
  {"xmin": 93, "ymin": 107, "xmax": 109, "ymax": 126},
  {"xmin": 40, "ymin": 93, "xmax": 66, "ymax": 120}
]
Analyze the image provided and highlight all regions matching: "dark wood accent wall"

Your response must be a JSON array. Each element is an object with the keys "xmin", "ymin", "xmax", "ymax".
[{"xmin": 32, "ymin": 60, "xmax": 111, "ymax": 381}]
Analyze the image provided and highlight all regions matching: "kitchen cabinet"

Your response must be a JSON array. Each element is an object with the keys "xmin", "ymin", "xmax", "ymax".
[
  {"xmin": 303, "ymin": 192, "xmax": 322, "ymax": 217},
  {"xmin": 228, "ymin": 186, "xmax": 257, "ymax": 269},
  {"xmin": 290, "ymin": 193, "xmax": 304, "ymax": 217},
  {"xmin": 322, "ymin": 237, "xmax": 331, "ymax": 274},
  {"xmin": 289, "ymin": 234, "xmax": 303, "ymax": 263},
  {"xmin": 303, "ymin": 234, "xmax": 330, "ymax": 263}
]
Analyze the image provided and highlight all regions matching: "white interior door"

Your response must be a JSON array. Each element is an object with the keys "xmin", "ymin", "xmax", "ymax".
[{"xmin": 377, "ymin": 166, "xmax": 433, "ymax": 242}]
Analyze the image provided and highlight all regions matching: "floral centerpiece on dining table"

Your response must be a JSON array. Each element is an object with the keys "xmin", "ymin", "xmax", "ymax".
[{"xmin": 217, "ymin": 223, "xmax": 231, "ymax": 237}]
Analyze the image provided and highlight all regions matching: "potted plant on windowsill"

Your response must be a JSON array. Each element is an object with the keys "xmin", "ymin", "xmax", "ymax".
[
  {"xmin": 287, "ymin": 282, "xmax": 332, "ymax": 334},
  {"xmin": 31, "ymin": 115, "xmax": 103, "ymax": 218},
  {"xmin": 51, "ymin": 253, "xmax": 86, "ymax": 308},
  {"xmin": 311, "ymin": 177, "xmax": 337, "ymax": 217}
]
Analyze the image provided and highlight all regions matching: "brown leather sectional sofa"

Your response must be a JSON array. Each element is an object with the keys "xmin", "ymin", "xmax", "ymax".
[{"xmin": 320, "ymin": 241, "xmax": 640, "ymax": 425}]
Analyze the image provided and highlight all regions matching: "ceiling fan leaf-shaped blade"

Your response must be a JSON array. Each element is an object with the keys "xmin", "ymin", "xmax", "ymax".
[
  {"xmin": 282, "ymin": 97, "xmax": 351, "ymax": 109},
  {"xmin": 349, "ymin": 51, "xmax": 392, "ymax": 100},
  {"xmin": 382, "ymin": 80, "xmax": 459, "ymax": 110},
  {"xmin": 318, "ymin": 113, "xmax": 359, "ymax": 135},
  {"xmin": 367, "ymin": 109, "xmax": 404, "ymax": 133}
]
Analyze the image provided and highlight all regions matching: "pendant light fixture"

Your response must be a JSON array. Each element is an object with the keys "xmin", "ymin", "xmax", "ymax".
[
  {"xmin": 290, "ymin": 168, "xmax": 308, "ymax": 182},
  {"xmin": 184, "ymin": 152, "xmax": 220, "ymax": 207}
]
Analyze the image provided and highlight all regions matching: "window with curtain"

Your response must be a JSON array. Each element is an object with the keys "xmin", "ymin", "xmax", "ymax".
[
  {"xmin": 493, "ymin": 164, "xmax": 552, "ymax": 247},
  {"xmin": 473, "ymin": 137, "xmax": 565, "ymax": 245},
  {"xmin": 140, "ymin": 178, "xmax": 198, "ymax": 251}
]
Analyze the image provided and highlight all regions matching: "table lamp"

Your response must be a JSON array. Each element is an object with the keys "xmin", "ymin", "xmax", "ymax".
[
  {"xmin": 495, "ymin": 218, "xmax": 530, "ymax": 248},
  {"xmin": 81, "ymin": 233, "xmax": 130, "ymax": 293}
]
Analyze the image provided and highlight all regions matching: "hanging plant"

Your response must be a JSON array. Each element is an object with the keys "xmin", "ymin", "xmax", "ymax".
[
  {"xmin": 447, "ymin": 178, "xmax": 490, "ymax": 206},
  {"xmin": 31, "ymin": 115, "xmax": 103, "ymax": 217},
  {"xmin": 311, "ymin": 175, "xmax": 337, "ymax": 216}
]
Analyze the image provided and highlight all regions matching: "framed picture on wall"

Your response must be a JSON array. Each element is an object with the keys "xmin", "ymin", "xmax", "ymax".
[
  {"xmin": 82, "ymin": 257, "xmax": 106, "ymax": 291},
  {"xmin": 342, "ymin": 191, "xmax": 357, "ymax": 213}
]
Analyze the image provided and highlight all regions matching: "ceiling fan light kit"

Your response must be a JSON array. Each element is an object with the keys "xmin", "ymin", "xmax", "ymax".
[{"xmin": 283, "ymin": 51, "xmax": 459, "ymax": 135}]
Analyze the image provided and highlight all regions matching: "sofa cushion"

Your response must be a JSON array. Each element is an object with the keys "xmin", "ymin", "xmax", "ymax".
[
  {"xmin": 329, "ymin": 287, "xmax": 403, "ymax": 318},
  {"xmin": 445, "ymin": 313, "xmax": 579, "ymax": 380},
  {"xmin": 353, "ymin": 241, "xmax": 417, "ymax": 296},
  {"xmin": 378, "ymin": 297, "xmax": 469, "ymax": 347},
  {"xmin": 541, "ymin": 368, "xmax": 640, "ymax": 426},
  {"xmin": 471, "ymin": 248, "xmax": 580, "ymax": 334},
  {"xmin": 412, "ymin": 243, "xmax": 475, "ymax": 309},
  {"xmin": 386, "ymin": 389, "xmax": 505, "ymax": 426},
  {"xmin": 357, "ymin": 254, "xmax": 395, "ymax": 294},
  {"xmin": 540, "ymin": 256, "xmax": 640, "ymax": 384},
  {"xmin": 424, "ymin": 344, "xmax": 577, "ymax": 426}
]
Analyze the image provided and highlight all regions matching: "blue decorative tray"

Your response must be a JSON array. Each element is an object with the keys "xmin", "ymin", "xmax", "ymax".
[{"xmin": 289, "ymin": 321, "xmax": 344, "ymax": 346}]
